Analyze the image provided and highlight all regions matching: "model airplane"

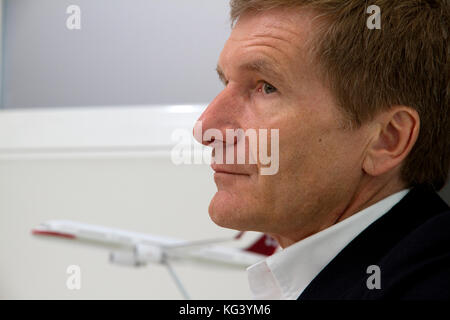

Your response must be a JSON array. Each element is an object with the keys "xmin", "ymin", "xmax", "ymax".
[{"xmin": 32, "ymin": 220, "xmax": 278, "ymax": 299}]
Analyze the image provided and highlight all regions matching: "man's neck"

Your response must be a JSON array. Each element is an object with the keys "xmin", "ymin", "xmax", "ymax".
[
  {"xmin": 273, "ymin": 176, "xmax": 406, "ymax": 248},
  {"xmin": 334, "ymin": 177, "xmax": 406, "ymax": 224}
]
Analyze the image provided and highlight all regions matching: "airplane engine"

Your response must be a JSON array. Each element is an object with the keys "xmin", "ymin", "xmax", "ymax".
[
  {"xmin": 109, "ymin": 249, "xmax": 143, "ymax": 267},
  {"xmin": 135, "ymin": 244, "xmax": 164, "ymax": 264}
]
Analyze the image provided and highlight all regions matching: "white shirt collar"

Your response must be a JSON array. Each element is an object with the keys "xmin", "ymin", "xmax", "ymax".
[{"xmin": 247, "ymin": 189, "xmax": 410, "ymax": 300}]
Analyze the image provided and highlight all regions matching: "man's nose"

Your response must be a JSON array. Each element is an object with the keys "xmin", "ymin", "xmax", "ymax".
[{"xmin": 193, "ymin": 88, "xmax": 239, "ymax": 146}]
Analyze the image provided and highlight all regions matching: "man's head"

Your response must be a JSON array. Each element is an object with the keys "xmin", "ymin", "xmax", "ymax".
[{"xmin": 195, "ymin": 0, "xmax": 449, "ymax": 246}]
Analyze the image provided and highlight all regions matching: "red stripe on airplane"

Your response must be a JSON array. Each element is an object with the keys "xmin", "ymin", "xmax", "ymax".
[{"xmin": 32, "ymin": 230, "xmax": 76, "ymax": 239}]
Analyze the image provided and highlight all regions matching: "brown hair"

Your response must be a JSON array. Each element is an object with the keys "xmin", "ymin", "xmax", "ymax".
[{"xmin": 230, "ymin": 0, "xmax": 449, "ymax": 190}]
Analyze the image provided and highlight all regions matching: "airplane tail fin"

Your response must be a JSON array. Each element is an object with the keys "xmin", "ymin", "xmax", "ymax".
[{"xmin": 244, "ymin": 234, "xmax": 278, "ymax": 256}]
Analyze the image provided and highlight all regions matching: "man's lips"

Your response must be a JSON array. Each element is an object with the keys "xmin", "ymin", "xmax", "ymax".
[{"xmin": 210, "ymin": 164, "xmax": 251, "ymax": 176}]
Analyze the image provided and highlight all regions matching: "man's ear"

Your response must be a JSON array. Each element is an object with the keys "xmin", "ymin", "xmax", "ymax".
[{"xmin": 362, "ymin": 106, "xmax": 420, "ymax": 177}]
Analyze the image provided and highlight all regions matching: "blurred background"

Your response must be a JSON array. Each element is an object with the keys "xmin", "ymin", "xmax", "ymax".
[
  {"xmin": 0, "ymin": 0, "xmax": 258, "ymax": 299},
  {"xmin": 0, "ymin": 0, "xmax": 448, "ymax": 299}
]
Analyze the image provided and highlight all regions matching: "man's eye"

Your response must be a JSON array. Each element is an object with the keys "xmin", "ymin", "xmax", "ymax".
[{"xmin": 259, "ymin": 82, "xmax": 277, "ymax": 95}]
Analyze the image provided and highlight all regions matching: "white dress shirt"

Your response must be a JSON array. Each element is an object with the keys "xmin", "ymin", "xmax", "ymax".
[{"xmin": 247, "ymin": 189, "xmax": 410, "ymax": 300}]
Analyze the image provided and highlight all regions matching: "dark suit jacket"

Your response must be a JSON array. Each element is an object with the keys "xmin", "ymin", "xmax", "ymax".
[{"xmin": 298, "ymin": 184, "xmax": 450, "ymax": 300}]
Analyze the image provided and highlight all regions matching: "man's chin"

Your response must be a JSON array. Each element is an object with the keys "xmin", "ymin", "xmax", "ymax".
[{"xmin": 208, "ymin": 190, "xmax": 251, "ymax": 230}]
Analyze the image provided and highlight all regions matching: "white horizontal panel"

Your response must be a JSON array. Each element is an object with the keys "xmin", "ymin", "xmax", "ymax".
[{"xmin": 0, "ymin": 105, "xmax": 204, "ymax": 154}]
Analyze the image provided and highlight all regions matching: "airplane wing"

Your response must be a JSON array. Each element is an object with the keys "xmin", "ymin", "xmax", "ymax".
[{"xmin": 32, "ymin": 219, "xmax": 184, "ymax": 248}]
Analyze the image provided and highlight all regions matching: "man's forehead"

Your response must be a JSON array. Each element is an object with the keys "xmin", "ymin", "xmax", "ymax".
[
  {"xmin": 216, "ymin": 9, "xmax": 319, "ymax": 89},
  {"xmin": 219, "ymin": 8, "xmax": 317, "ymax": 68},
  {"xmin": 230, "ymin": 7, "xmax": 316, "ymax": 45}
]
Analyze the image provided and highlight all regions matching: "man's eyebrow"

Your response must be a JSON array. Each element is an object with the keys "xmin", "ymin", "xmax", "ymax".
[
  {"xmin": 216, "ymin": 59, "xmax": 285, "ymax": 85},
  {"xmin": 238, "ymin": 59, "xmax": 286, "ymax": 85},
  {"xmin": 216, "ymin": 59, "xmax": 288, "ymax": 88}
]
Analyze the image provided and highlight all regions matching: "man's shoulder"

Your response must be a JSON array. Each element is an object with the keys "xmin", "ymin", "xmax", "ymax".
[
  {"xmin": 386, "ymin": 206, "xmax": 450, "ymax": 256},
  {"xmin": 299, "ymin": 185, "xmax": 450, "ymax": 300},
  {"xmin": 381, "ymin": 186, "xmax": 450, "ymax": 263},
  {"xmin": 357, "ymin": 186, "xmax": 450, "ymax": 300},
  {"xmin": 371, "ymin": 208, "xmax": 450, "ymax": 299}
]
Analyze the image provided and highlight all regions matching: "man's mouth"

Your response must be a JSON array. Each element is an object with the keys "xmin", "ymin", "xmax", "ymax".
[{"xmin": 210, "ymin": 164, "xmax": 250, "ymax": 176}]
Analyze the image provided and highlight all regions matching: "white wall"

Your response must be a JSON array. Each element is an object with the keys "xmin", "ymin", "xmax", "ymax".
[
  {"xmin": 0, "ymin": 106, "xmax": 257, "ymax": 299},
  {"xmin": 2, "ymin": 0, "xmax": 230, "ymax": 109},
  {"xmin": 0, "ymin": 0, "xmax": 260, "ymax": 299}
]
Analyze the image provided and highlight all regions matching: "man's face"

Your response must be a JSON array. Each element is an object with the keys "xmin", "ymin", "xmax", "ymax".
[{"xmin": 196, "ymin": 8, "xmax": 371, "ymax": 243}]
